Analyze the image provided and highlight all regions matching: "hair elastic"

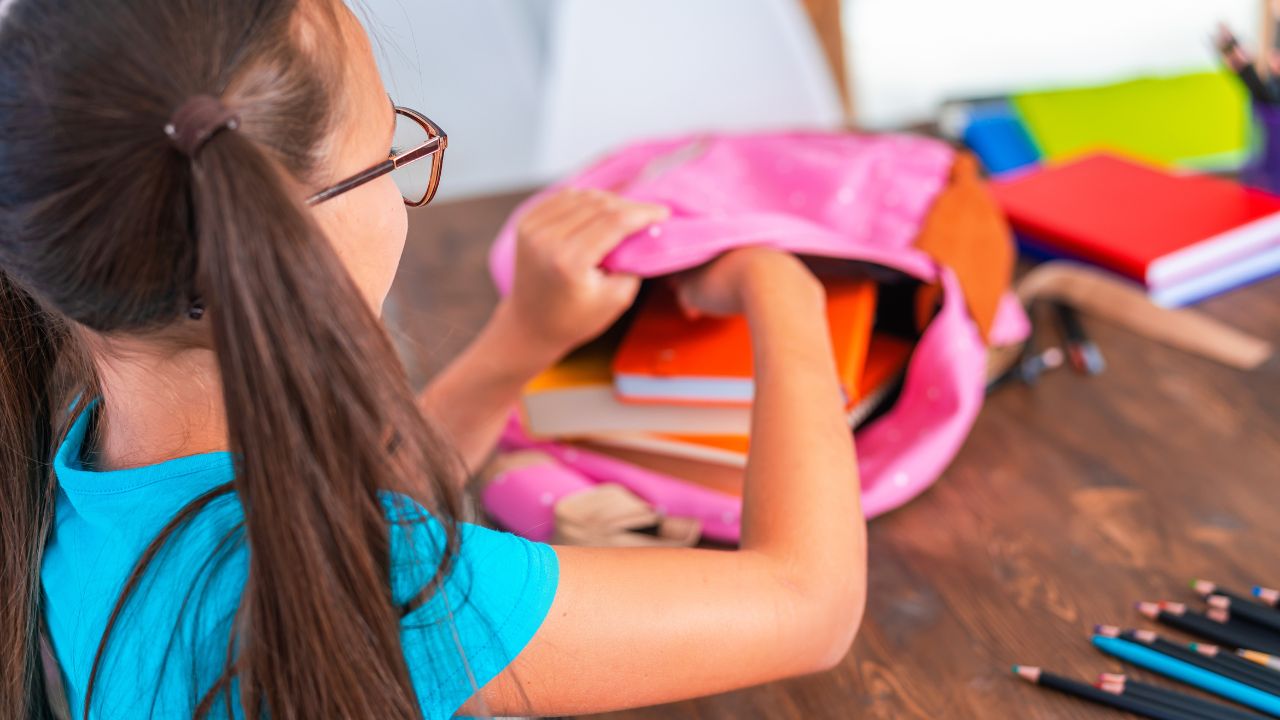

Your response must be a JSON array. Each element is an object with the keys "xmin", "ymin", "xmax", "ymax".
[{"xmin": 164, "ymin": 95, "xmax": 240, "ymax": 157}]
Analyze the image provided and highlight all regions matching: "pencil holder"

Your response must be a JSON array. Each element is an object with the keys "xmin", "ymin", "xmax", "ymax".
[{"xmin": 1243, "ymin": 102, "xmax": 1280, "ymax": 195}]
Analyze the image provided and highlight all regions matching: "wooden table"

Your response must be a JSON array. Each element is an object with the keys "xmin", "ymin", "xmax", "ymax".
[{"xmin": 388, "ymin": 190, "xmax": 1280, "ymax": 719}]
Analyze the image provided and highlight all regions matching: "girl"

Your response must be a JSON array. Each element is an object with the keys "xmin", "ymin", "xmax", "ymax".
[{"xmin": 0, "ymin": 0, "xmax": 866, "ymax": 717}]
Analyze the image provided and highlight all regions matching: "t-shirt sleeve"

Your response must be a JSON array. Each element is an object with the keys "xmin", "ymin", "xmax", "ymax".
[{"xmin": 383, "ymin": 494, "xmax": 559, "ymax": 720}]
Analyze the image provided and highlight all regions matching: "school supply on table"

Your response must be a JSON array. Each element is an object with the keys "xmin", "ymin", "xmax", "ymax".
[
  {"xmin": 1017, "ymin": 579, "xmax": 1280, "ymax": 718},
  {"xmin": 1239, "ymin": 650, "xmax": 1280, "ymax": 672},
  {"xmin": 941, "ymin": 71, "xmax": 1252, "ymax": 175},
  {"xmin": 937, "ymin": 99, "xmax": 1040, "ymax": 177},
  {"xmin": 1013, "ymin": 71, "xmax": 1252, "ymax": 172},
  {"xmin": 1210, "ymin": 596, "xmax": 1280, "ymax": 635},
  {"xmin": 1012, "ymin": 665, "xmax": 1211, "ymax": 720},
  {"xmin": 1095, "ymin": 626, "xmax": 1280, "ymax": 696},
  {"xmin": 1092, "ymin": 635, "xmax": 1280, "ymax": 716},
  {"xmin": 1098, "ymin": 674, "xmax": 1268, "ymax": 720},
  {"xmin": 1258, "ymin": 588, "xmax": 1280, "ymax": 608},
  {"xmin": 992, "ymin": 153, "xmax": 1280, "ymax": 307},
  {"xmin": 611, "ymin": 279, "xmax": 876, "ymax": 406},
  {"xmin": 1052, "ymin": 302, "xmax": 1105, "ymax": 375},
  {"xmin": 1197, "ymin": 580, "xmax": 1264, "ymax": 606},
  {"xmin": 1190, "ymin": 644, "xmax": 1280, "ymax": 692},
  {"xmin": 1139, "ymin": 602, "xmax": 1280, "ymax": 655},
  {"xmin": 485, "ymin": 132, "xmax": 1027, "ymax": 542}
]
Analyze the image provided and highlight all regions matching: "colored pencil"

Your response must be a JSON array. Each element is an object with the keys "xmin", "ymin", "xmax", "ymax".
[
  {"xmin": 1196, "ymin": 580, "xmax": 1262, "ymax": 607},
  {"xmin": 1092, "ymin": 635, "xmax": 1280, "ymax": 715},
  {"xmin": 1238, "ymin": 650, "xmax": 1280, "ymax": 673},
  {"xmin": 1205, "ymin": 607, "xmax": 1280, "ymax": 655},
  {"xmin": 1014, "ymin": 665, "xmax": 1202, "ymax": 719},
  {"xmin": 1140, "ymin": 602, "xmax": 1280, "ymax": 654},
  {"xmin": 1189, "ymin": 643, "xmax": 1280, "ymax": 695},
  {"xmin": 1097, "ymin": 625, "xmax": 1280, "ymax": 695},
  {"xmin": 1210, "ymin": 595, "xmax": 1280, "ymax": 635},
  {"xmin": 1098, "ymin": 675, "xmax": 1269, "ymax": 720},
  {"xmin": 1255, "ymin": 587, "xmax": 1280, "ymax": 609}
]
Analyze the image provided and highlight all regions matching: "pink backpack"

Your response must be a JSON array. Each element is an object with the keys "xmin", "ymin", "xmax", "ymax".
[{"xmin": 484, "ymin": 131, "xmax": 1030, "ymax": 543}]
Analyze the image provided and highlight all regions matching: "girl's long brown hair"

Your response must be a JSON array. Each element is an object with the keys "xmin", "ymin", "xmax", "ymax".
[{"xmin": 0, "ymin": 0, "xmax": 463, "ymax": 717}]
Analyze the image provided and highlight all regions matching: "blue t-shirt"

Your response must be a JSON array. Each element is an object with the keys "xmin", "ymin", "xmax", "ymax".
[{"xmin": 41, "ymin": 404, "xmax": 559, "ymax": 718}]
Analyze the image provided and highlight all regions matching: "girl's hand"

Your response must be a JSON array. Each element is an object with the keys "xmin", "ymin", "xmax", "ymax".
[
  {"xmin": 500, "ymin": 188, "xmax": 669, "ymax": 358},
  {"xmin": 670, "ymin": 247, "xmax": 819, "ymax": 319}
]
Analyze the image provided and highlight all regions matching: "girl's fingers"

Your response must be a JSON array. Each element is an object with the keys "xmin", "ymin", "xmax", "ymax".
[
  {"xmin": 568, "ymin": 202, "xmax": 669, "ymax": 268},
  {"xmin": 519, "ymin": 185, "xmax": 609, "ymax": 237},
  {"xmin": 530, "ymin": 193, "xmax": 614, "ymax": 249},
  {"xmin": 595, "ymin": 270, "xmax": 643, "ymax": 310},
  {"xmin": 518, "ymin": 186, "xmax": 593, "ymax": 234}
]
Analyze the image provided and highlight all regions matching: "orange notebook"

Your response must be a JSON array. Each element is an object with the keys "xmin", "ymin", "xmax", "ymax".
[
  {"xmin": 612, "ymin": 278, "xmax": 877, "ymax": 406},
  {"xmin": 587, "ymin": 333, "xmax": 913, "ymax": 467}
]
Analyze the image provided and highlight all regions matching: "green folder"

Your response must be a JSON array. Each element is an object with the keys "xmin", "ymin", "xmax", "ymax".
[{"xmin": 1011, "ymin": 70, "xmax": 1254, "ymax": 170}]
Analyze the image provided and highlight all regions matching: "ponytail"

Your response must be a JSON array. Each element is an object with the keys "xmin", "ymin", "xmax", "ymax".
[
  {"xmin": 0, "ymin": 271, "xmax": 81, "ymax": 719},
  {"xmin": 91, "ymin": 118, "xmax": 461, "ymax": 718}
]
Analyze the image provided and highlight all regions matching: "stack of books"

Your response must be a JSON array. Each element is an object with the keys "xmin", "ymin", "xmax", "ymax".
[
  {"xmin": 992, "ymin": 152, "xmax": 1280, "ymax": 307},
  {"xmin": 518, "ymin": 277, "xmax": 912, "ymax": 491}
]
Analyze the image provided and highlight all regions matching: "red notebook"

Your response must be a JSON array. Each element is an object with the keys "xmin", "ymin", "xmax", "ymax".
[{"xmin": 991, "ymin": 153, "xmax": 1280, "ymax": 291}]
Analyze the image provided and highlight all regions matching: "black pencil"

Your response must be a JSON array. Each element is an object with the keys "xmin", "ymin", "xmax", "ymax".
[
  {"xmin": 1140, "ymin": 602, "xmax": 1280, "ymax": 655},
  {"xmin": 1202, "ymin": 604, "xmax": 1280, "ymax": 654},
  {"xmin": 1205, "ymin": 606, "xmax": 1280, "ymax": 655},
  {"xmin": 1194, "ymin": 580, "xmax": 1259, "ymax": 607},
  {"xmin": 1138, "ymin": 630, "xmax": 1280, "ymax": 692},
  {"xmin": 1098, "ymin": 674, "xmax": 1269, "ymax": 720},
  {"xmin": 1182, "ymin": 638, "xmax": 1280, "ymax": 691},
  {"xmin": 1097, "ymin": 625, "xmax": 1280, "ymax": 695},
  {"xmin": 1014, "ymin": 665, "xmax": 1203, "ymax": 720},
  {"xmin": 1210, "ymin": 595, "xmax": 1280, "ymax": 635}
]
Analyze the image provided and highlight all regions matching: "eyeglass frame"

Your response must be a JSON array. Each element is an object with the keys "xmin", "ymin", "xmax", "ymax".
[{"xmin": 305, "ymin": 104, "xmax": 447, "ymax": 207}]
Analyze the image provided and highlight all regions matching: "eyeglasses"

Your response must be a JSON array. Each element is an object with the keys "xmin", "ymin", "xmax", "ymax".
[{"xmin": 306, "ymin": 105, "xmax": 447, "ymax": 207}]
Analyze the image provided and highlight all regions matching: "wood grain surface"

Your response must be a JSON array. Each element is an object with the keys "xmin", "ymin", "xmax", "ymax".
[{"xmin": 386, "ymin": 189, "xmax": 1280, "ymax": 720}]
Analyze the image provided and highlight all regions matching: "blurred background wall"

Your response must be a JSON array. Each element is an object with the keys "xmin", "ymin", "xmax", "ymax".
[
  {"xmin": 355, "ymin": 0, "xmax": 1262, "ymax": 201},
  {"xmin": 847, "ymin": 0, "xmax": 1259, "ymax": 128}
]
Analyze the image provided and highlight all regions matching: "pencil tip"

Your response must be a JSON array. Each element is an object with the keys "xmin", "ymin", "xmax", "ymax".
[
  {"xmin": 1013, "ymin": 665, "xmax": 1040, "ymax": 682},
  {"xmin": 1094, "ymin": 624, "xmax": 1120, "ymax": 638},
  {"xmin": 1135, "ymin": 601, "xmax": 1159, "ymax": 618},
  {"xmin": 1191, "ymin": 579, "xmax": 1213, "ymax": 595}
]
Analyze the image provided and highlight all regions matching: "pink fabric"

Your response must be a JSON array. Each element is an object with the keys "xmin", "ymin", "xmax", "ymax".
[
  {"xmin": 484, "ymin": 130, "xmax": 1030, "ymax": 542},
  {"xmin": 481, "ymin": 461, "xmax": 594, "ymax": 543}
]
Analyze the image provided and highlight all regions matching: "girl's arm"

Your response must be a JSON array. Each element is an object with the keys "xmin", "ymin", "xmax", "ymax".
[
  {"xmin": 470, "ymin": 248, "xmax": 867, "ymax": 716},
  {"xmin": 418, "ymin": 188, "xmax": 668, "ymax": 473}
]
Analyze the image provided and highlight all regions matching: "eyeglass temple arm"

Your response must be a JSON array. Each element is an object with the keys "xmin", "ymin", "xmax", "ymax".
[{"xmin": 305, "ymin": 158, "xmax": 396, "ymax": 206}]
